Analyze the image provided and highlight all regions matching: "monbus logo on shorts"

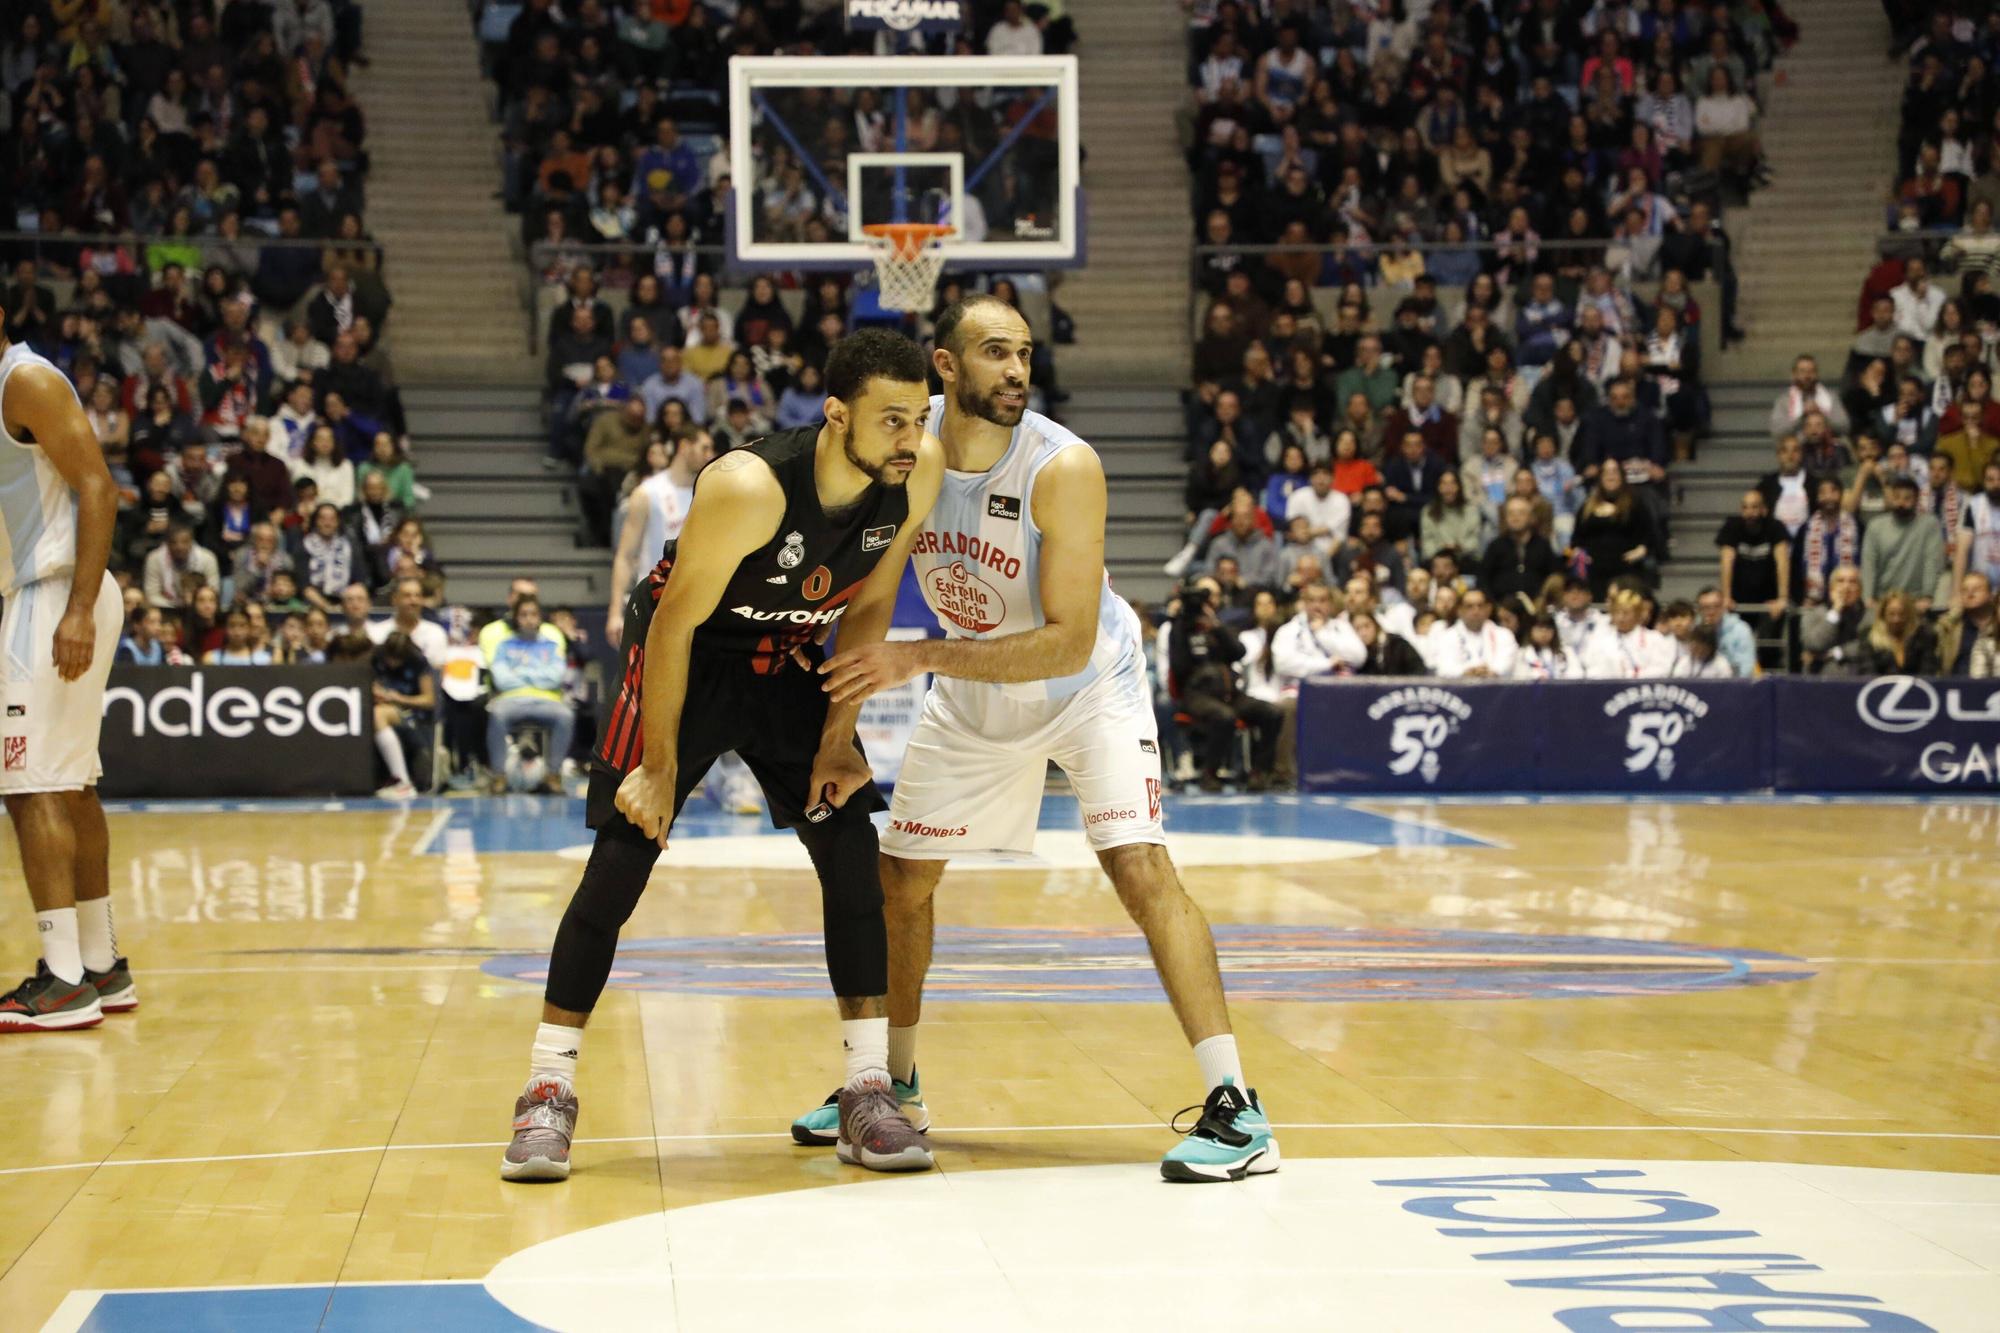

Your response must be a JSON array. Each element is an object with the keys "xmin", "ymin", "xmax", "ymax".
[
  {"xmin": 102, "ymin": 672, "xmax": 365, "ymax": 738},
  {"xmin": 889, "ymin": 818, "xmax": 967, "ymax": 838}
]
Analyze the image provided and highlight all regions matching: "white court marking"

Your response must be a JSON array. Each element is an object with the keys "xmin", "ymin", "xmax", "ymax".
[
  {"xmin": 481, "ymin": 1158, "xmax": 2000, "ymax": 1332},
  {"xmin": 6, "ymin": 1123, "xmax": 2000, "ymax": 1179},
  {"xmin": 553, "ymin": 830, "xmax": 1379, "ymax": 870}
]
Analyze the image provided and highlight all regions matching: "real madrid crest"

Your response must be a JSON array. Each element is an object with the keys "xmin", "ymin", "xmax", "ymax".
[{"xmin": 778, "ymin": 531, "xmax": 805, "ymax": 569}]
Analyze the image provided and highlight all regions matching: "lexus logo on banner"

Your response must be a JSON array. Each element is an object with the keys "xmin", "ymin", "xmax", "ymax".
[
  {"xmin": 845, "ymin": 0, "xmax": 967, "ymax": 33},
  {"xmin": 1855, "ymin": 675, "xmax": 2000, "ymax": 733}
]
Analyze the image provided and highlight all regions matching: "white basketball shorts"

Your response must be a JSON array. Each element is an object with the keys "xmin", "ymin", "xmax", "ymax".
[
  {"xmin": 0, "ymin": 571, "xmax": 121, "ymax": 795},
  {"xmin": 880, "ymin": 656, "xmax": 1165, "ymax": 859}
]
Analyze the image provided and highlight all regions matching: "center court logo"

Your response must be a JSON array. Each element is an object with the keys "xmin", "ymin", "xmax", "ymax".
[
  {"xmin": 1603, "ymin": 683, "xmax": 1709, "ymax": 780},
  {"xmin": 479, "ymin": 925, "xmax": 1812, "ymax": 1002},
  {"xmin": 1367, "ymin": 686, "xmax": 1474, "ymax": 783}
]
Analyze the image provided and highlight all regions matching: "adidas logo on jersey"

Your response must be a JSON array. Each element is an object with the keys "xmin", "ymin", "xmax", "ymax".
[{"xmin": 766, "ymin": 574, "xmax": 788, "ymax": 584}]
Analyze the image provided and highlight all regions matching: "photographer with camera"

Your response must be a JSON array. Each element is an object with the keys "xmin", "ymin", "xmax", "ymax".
[{"xmin": 1168, "ymin": 582, "xmax": 1282, "ymax": 792}]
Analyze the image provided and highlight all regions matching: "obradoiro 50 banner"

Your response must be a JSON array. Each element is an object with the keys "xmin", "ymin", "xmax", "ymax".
[{"xmin": 1298, "ymin": 677, "xmax": 1993, "ymax": 793}]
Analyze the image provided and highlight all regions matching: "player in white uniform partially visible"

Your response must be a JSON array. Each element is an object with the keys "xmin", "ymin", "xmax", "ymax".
[
  {"xmin": 606, "ymin": 426, "xmax": 761, "ymax": 814},
  {"xmin": 0, "ymin": 319, "xmax": 134, "ymax": 1032},
  {"xmin": 791, "ymin": 295, "xmax": 1278, "ymax": 1182}
]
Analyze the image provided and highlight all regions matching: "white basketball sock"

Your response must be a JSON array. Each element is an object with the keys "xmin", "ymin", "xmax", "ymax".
[
  {"xmin": 77, "ymin": 896, "xmax": 116, "ymax": 973},
  {"xmin": 1193, "ymin": 1033, "xmax": 1246, "ymax": 1095},
  {"xmin": 37, "ymin": 908, "xmax": 83, "ymax": 985},
  {"xmin": 842, "ymin": 1016, "xmax": 890, "ymax": 1089},
  {"xmin": 374, "ymin": 727, "xmax": 411, "ymax": 786},
  {"xmin": 887, "ymin": 1023, "xmax": 918, "ymax": 1085},
  {"xmin": 530, "ymin": 1021, "xmax": 583, "ymax": 1085}
]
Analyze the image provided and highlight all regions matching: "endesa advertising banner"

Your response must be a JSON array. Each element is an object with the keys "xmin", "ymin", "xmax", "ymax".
[
  {"xmin": 97, "ymin": 666, "xmax": 376, "ymax": 798},
  {"xmin": 1776, "ymin": 676, "xmax": 2000, "ymax": 791},
  {"xmin": 1299, "ymin": 676, "xmax": 1992, "ymax": 794}
]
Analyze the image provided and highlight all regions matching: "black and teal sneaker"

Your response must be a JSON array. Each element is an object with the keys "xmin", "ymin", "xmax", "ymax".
[
  {"xmin": 792, "ymin": 1069, "xmax": 929, "ymax": 1146},
  {"xmin": 1160, "ymin": 1080, "xmax": 1279, "ymax": 1183}
]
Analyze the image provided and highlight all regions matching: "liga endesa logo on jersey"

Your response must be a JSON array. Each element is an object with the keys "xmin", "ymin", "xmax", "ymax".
[{"xmin": 926, "ymin": 561, "xmax": 1006, "ymax": 633}]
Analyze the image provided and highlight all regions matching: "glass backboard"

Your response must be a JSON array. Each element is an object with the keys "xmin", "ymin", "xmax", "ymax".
[{"xmin": 727, "ymin": 54, "xmax": 1081, "ymax": 270}]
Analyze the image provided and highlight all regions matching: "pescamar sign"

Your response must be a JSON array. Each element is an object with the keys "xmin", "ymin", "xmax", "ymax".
[
  {"xmin": 97, "ymin": 666, "xmax": 376, "ymax": 797},
  {"xmin": 844, "ymin": 0, "xmax": 968, "ymax": 34}
]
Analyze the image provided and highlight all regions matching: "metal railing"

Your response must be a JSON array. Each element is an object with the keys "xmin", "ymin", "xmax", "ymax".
[
  {"xmin": 524, "ymin": 239, "xmax": 732, "ymax": 354},
  {"xmin": 0, "ymin": 227, "xmax": 387, "ymax": 287}
]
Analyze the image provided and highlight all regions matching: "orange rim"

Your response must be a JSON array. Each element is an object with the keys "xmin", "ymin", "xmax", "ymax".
[{"xmin": 861, "ymin": 221, "xmax": 954, "ymax": 259}]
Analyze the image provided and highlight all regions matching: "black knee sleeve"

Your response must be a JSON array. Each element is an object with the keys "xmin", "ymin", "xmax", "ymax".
[
  {"xmin": 543, "ymin": 829, "xmax": 661, "ymax": 1014},
  {"xmin": 794, "ymin": 807, "xmax": 887, "ymax": 999}
]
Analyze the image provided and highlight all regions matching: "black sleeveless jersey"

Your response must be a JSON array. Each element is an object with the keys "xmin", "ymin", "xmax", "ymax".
[{"xmin": 597, "ymin": 428, "xmax": 907, "ymax": 773}]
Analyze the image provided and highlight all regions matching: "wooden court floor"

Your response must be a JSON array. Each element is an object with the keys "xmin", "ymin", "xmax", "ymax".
[{"xmin": 0, "ymin": 795, "xmax": 1996, "ymax": 1331}]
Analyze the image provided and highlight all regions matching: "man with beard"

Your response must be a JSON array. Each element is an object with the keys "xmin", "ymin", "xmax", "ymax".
[
  {"xmin": 1955, "ymin": 460, "xmax": 2000, "ymax": 595},
  {"xmin": 501, "ymin": 330, "xmax": 945, "ymax": 1182},
  {"xmin": 790, "ymin": 296, "xmax": 1281, "ymax": 1183},
  {"xmin": 1861, "ymin": 474, "xmax": 1947, "ymax": 609}
]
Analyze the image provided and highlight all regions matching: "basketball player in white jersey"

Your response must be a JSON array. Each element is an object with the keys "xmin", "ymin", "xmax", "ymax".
[
  {"xmin": 604, "ymin": 426, "xmax": 763, "ymax": 813},
  {"xmin": 1954, "ymin": 460, "xmax": 2000, "ymax": 593},
  {"xmin": 0, "ymin": 312, "xmax": 134, "ymax": 1032},
  {"xmin": 792, "ymin": 296, "xmax": 1277, "ymax": 1181},
  {"xmin": 605, "ymin": 428, "xmax": 713, "ymax": 646}
]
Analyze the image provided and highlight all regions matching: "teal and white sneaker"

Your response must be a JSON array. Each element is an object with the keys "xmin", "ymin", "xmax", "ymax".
[
  {"xmin": 1160, "ymin": 1080, "xmax": 1279, "ymax": 1183},
  {"xmin": 792, "ymin": 1069, "xmax": 929, "ymax": 1145}
]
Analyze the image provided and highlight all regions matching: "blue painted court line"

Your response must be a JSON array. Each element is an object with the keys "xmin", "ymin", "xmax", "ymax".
[{"xmin": 76, "ymin": 1282, "xmax": 547, "ymax": 1332}]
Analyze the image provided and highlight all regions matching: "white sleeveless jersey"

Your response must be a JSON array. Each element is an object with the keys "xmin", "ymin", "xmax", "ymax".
[
  {"xmin": 636, "ymin": 470, "xmax": 695, "ymax": 563},
  {"xmin": 0, "ymin": 343, "xmax": 82, "ymax": 596},
  {"xmin": 1966, "ymin": 493, "xmax": 2000, "ymax": 583},
  {"xmin": 913, "ymin": 397, "xmax": 1142, "ymax": 702}
]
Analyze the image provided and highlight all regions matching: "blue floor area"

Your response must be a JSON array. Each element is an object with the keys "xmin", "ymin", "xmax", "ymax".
[{"xmin": 78, "ymin": 1283, "xmax": 546, "ymax": 1332}]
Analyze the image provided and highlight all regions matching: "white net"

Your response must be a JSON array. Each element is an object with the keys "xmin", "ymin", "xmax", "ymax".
[{"xmin": 864, "ymin": 225, "xmax": 952, "ymax": 312}]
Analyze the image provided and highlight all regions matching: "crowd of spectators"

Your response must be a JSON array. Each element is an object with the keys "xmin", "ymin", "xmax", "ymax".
[
  {"xmin": 1184, "ymin": 0, "xmax": 1787, "ymax": 272},
  {"xmin": 484, "ymin": 1, "xmax": 1078, "ymax": 542},
  {"xmin": 2, "ymin": 2, "xmax": 385, "ymax": 322},
  {"xmin": 1175, "ymin": 0, "xmax": 1799, "ymax": 657}
]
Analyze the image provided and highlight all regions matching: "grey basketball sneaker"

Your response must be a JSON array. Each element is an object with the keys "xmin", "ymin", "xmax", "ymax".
[
  {"xmin": 836, "ymin": 1080, "xmax": 934, "ymax": 1172},
  {"xmin": 501, "ymin": 1075, "xmax": 578, "ymax": 1181},
  {"xmin": 0, "ymin": 962, "xmax": 104, "ymax": 1032},
  {"xmin": 85, "ymin": 958, "xmax": 138, "ymax": 1013}
]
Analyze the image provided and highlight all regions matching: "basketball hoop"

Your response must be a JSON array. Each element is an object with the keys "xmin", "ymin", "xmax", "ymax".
[{"xmin": 861, "ymin": 222, "xmax": 953, "ymax": 313}]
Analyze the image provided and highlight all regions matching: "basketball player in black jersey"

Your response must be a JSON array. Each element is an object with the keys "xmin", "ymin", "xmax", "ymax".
[{"xmin": 503, "ymin": 330, "xmax": 945, "ymax": 1181}]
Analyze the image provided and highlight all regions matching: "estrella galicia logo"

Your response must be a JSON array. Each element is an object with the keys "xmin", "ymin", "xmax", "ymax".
[
  {"xmin": 1367, "ymin": 686, "xmax": 1472, "ymax": 784},
  {"xmin": 987, "ymin": 494, "xmax": 1022, "ymax": 521},
  {"xmin": 1604, "ymin": 683, "xmax": 1710, "ymax": 780}
]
